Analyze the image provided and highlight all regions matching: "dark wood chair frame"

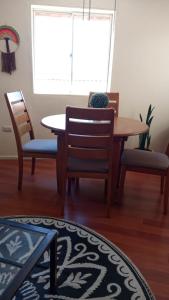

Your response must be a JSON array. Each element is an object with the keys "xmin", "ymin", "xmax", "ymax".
[
  {"xmin": 62, "ymin": 106, "xmax": 115, "ymax": 217},
  {"xmin": 5, "ymin": 90, "xmax": 58, "ymax": 190}
]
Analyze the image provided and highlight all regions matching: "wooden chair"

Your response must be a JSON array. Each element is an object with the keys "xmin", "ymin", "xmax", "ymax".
[
  {"xmin": 88, "ymin": 92, "xmax": 119, "ymax": 116},
  {"xmin": 119, "ymin": 145, "xmax": 169, "ymax": 214},
  {"xmin": 62, "ymin": 106, "xmax": 115, "ymax": 217},
  {"xmin": 5, "ymin": 91, "xmax": 58, "ymax": 190},
  {"xmin": 88, "ymin": 92, "xmax": 121, "ymax": 187}
]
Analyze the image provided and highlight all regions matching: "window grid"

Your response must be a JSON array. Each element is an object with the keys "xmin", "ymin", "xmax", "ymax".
[{"xmin": 32, "ymin": 7, "xmax": 114, "ymax": 95}]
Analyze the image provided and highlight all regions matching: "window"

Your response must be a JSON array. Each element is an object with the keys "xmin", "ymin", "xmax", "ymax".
[{"xmin": 32, "ymin": 6, "xmax": 115, "ymax": 95}]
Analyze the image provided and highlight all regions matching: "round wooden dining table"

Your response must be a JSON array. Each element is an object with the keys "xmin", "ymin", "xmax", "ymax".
[
  {"xmin": 41, "ymin": 114, "xmax": 148, "ymax": 137},
  {"xmin": 41, "ymin": 114, "xmax": 148, "ymax": 196}
]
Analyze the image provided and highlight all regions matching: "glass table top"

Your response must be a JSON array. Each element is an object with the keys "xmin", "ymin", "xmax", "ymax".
[
  {"xmin": 0, "ymin": 219, "xmax": 57, "ymax": 300},
  {"xmin": 0, "ymin": 262, "xmax": 20, "ymax": 296},
  {"xmin": 0, "ymin": 224, "xmax": 45, "ymax": 264}
]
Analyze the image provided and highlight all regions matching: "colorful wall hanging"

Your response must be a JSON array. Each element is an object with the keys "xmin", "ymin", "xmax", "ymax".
[{"xmin": 0, "ymin": 25, "xmax": 20, "ymax": 74}]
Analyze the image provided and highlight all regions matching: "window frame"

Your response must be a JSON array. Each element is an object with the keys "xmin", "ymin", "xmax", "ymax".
[{"xmin": 31, "ymin": 5, "xmax": 115, "ymax": 96}]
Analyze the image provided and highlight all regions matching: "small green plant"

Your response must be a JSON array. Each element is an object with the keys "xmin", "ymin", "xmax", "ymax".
[
  {"xmin": 90, "ymin": 93, "xmax": 109, "ymax": 108},
  {"xmin": 138, "ymin": 104, "xmax": 155, "ymax": 150}
]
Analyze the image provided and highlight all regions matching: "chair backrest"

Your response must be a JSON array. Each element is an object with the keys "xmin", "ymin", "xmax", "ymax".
[
  {"xmin": 4, "ymin": 91, "xmax": 34, "ymax": 152},
  {"xmin": 65, "ymin": 106, "xmax": 114, "ymax": 173},
  {"xmin": 88, "ymin": 92, "xmax": 119, "ymax": 116}
]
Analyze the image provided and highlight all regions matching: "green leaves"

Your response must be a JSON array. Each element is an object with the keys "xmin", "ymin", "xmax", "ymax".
[
  {"xmin": 139, "ymin": 113, "xmax": 143, "ymax": 122},
  {"xmin": 138, "ymin": 104, "xmax": 155, "ymax": 150},
  {"xmin": 146, "ymin": 104, "xmax": 155, "ymax": 126}
]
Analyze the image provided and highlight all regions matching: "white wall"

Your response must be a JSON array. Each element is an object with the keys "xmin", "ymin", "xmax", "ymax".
[
  {"xmin": 0, "ymin": 0, "xmax": 169, "ymax": 157},
  {"xmin": 113, "ymin": 0, "xmax": 169, "ymax": 150}
]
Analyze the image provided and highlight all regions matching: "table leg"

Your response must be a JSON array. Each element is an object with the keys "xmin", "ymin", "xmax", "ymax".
[
  {"xmin": 116, "ymin": 137, "xmax": 128, "ymax": 188},
  {"xmin": 57, "ymin": 133, "xmax": 65, "ymax": 195},
  {"xmin": 112, "ymin": 137, "xmax": 126, "ymax": 200},
  {"xmin": 50, "ymin": 236, "xmax": 57, "ymax": 293}
]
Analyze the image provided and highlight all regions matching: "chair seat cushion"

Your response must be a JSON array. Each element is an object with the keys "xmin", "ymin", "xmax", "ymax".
[
  {"xmin": 68, "ymin": 157, "xmax": 109, "ymax": 173},
  {"xmin": 122, "ymin": 149, "xmax": 169, "ymax": 170},
  {"xmin": 23, "ymin": 139, "xmax": 57, "ymax": 154}
]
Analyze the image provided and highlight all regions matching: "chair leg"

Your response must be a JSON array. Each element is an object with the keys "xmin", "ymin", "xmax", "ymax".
[
  {"xmin": 56, "ymin": 160, "xmax": 60, "ymax": 194},
  {"xmin": 163, "ymin": 171, "xmax": 169, "ymax": 214},
  {"xmin": 31, "ymin": 157, "xmax": 36, "ymax": 175},
  {"xmin": 58, "ymin": 176, "xmax": 66, "ymax": 218},
  {"xmin": 18, "ymin": 157, "xmax": 23, "ymax": 190},
  {"xmin": 60, "ymin": 201, "xmax": 64, "ymax": 217},
  {"xmin": 118, "ymin": 166, "xmax": 126, "ymax": 203},
  {"xmin": 106, "ymin": 177, "xmax": 113, "ymax": 218},
  {"xmin": 104, "ymin": 179, "xmax": 108, "ymax": 198},
  {"xmin": 160, "ymin": 175, "xmax": 165, "ymax": 194},
  {"xmin": 68, "ymin": 178, "xmax": 72, "ymax": 195},
  {"xmin": 117, "ymin": 139, "xmax": 125, "ymax": 188},
  {"xmin": 75, "ymin": 178, "xmax": 79, "ymax": 191}
]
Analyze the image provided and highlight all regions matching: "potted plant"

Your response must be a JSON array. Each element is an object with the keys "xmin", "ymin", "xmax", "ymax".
[
  {"xmin": 138, "ymin": 104, "xmax": 155, "ymax": 150},
  {"xmin": 90, "ymin": 93, "xmax": 109, "ymax": 108}
]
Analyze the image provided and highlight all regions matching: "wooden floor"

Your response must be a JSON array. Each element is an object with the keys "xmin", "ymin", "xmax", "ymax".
[{"xmin": 0, "ymin": 159, "xmax": 169, "ymax": 300}]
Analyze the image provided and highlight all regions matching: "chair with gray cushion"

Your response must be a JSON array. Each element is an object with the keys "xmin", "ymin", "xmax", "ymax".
[
  {"xmin": 5, "ymin": 90, "xmax": 58, "ymax": 190},
  {"xmin": 62, "ymin": 106, "xmax": 115, "ymax": 217},
  {"xmin": 119, "ymin": 147, "xmax": 169, "ymax": 214}
]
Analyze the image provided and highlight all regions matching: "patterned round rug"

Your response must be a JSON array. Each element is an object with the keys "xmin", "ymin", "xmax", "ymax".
[{"xmin": 3, "ymin": 216, "xmax": 155, "ymax": 300}]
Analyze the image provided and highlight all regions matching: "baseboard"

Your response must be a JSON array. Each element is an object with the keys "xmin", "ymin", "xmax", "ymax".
[{"xmin": 0, "ymin": 156, "xmax": 17, "ymax": 159}]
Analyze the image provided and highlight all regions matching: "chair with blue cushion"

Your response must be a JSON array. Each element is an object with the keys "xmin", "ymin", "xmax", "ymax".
[
  {"xmin": 5, "ymin": 90, "xmax": 58, "ymax": 190},
  {"xmin": 119, "ymin": 146, "xmax": 169, "ymax": 214}
]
